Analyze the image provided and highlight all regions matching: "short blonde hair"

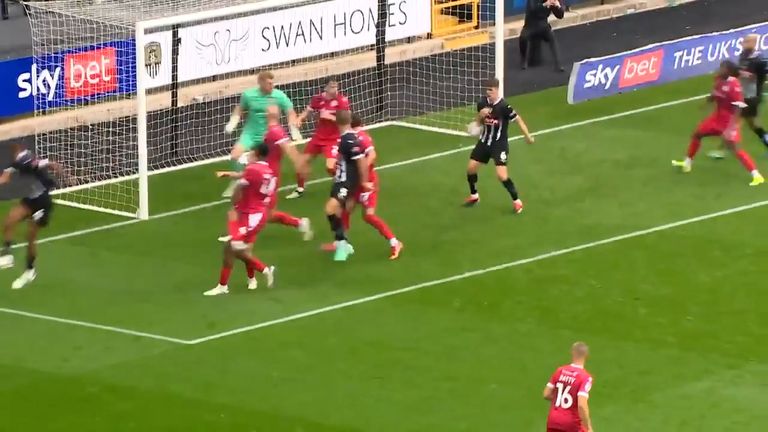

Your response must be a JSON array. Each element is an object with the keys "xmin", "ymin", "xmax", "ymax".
[{"xmin": 258, "ymin": 71, "xmax": 274, "ymax": 81}]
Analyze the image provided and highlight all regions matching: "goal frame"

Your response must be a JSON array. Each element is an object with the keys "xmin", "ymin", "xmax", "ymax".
[{"xmin": 131, "ymin": 0, "xmax": 505, "ymax": 220}]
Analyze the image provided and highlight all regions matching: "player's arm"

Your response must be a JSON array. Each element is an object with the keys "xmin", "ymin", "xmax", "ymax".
[
  {"xmin": 296, "ymin": 105, "xmax": 314, "ymax": 127},
  {"xmin": 0, "ymin": 168, "xmax": 14, "ymax": 185},
  {"xmin": 225, "ymin": 97, "xmax": 246, "ymax": 134},
  {"xmin": 509, "ymin": 106, "xmax": 534, "ymax": 144},
  {"xmin": 277, "ymin": 91, "xmax": 301, "ymax": 140},
  {"xmin": 216, "ymin": 171, "xmax": 243, "ymax": 179},
  {"xmin": 366, "ymin": 147, "xmax": 377, "ymax": 166},
  {"xmin": 542, "ymin": 383, "xmax": 555, "ymax": 401},
  {"xmin": 349, "ymin": 142, "xmax": 370, "ymax": 189},
  {"xmin": 578, "ymin": 396, "xmax": 593, "ymax": 432}
]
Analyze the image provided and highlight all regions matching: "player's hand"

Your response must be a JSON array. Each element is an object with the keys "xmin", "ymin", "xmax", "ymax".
[
  {"xmin": 479, "ymin": 107, "xmax": 492, "ymax": 117},
  {"xmin": 216, "ymin": 171, "xmax": 233, "ymax": 178},
  {"xmin": 361, "ymin": 182, "xmax": 375, "ymax": 192},
  {"xmin": 525, "ymin": 135, "xmax": 535, "ymax": 144}
]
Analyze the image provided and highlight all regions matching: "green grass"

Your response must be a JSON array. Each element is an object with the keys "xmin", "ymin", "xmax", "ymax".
[{"xmin": 2, "ymin": 75, "xmax": 768, "ymax": 431}]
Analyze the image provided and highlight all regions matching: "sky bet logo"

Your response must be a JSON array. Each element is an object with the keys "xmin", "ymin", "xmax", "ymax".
[
  {"xmin": 583, "ymin": 49, "xmax": 664, "ymax": 90},
  {"xmin": 17, "ymin": 47, "xmax": 117, "ymax": 101}
]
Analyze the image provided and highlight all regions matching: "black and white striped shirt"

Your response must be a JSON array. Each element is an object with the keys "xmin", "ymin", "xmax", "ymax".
[
  {"xmin": 4, "ymin": 150, "xmax": 56, "ymax": 198},
  {"xmin": 477, "ymin": 97, "xmax": 518, "ymax": 145}
]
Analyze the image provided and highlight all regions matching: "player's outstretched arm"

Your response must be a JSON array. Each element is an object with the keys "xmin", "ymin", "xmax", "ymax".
[
  {"xmin": 216, "ymin": 171, "xmax": 243, "ymax": 179},
  {"xmin": 296, "ymin": 106, "xmax": 313, "ymax": 127},
  {"xmin": 225, "ymin": 105, "xmax": 244, "ymax": 134},
  {"xmin": 515, "ymin": 116, "xmax": 535, "ymax": 144},
  {"xmin": 578, "ymin": 396, "xmax": 593, "ymax": 432}
]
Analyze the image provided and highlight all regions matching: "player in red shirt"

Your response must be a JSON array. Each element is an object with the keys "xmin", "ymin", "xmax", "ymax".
[
  {"xmin": 262, "ymin": 105, "xmax": 313, "ymax": 240},
  {"xmin": 543, "ymin": 342, "xmax": 594, "ymax": 432},
  {"xmin": 673, "ymin": 60, "xmax": 764, "ymax": 186},
  {"xmin": 287, "ymin": 79, "xmax": 351, "ymax": 199},
  {"xmin": 205, "ymin": 144, "xmax": 276, "ymax": 296},
  {"xmin": 322, "ymin": 114, "xmax": 404, "ymax": 260}
]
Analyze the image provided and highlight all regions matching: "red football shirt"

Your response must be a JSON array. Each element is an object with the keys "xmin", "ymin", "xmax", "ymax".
[
  {"xmin": 236, "ymin": 161, "xmax": 276, "ymax": 214},
  {"xmin": 711, "ymin": 76, "xmax": 745, "ymax": 122},
  {"xmin": 355, "ymin": 128, "xmax": 377, "ymax": 183},
  {"xmin": 309, "ymin": 92, "xmax": 350, "ymax": 140},
  {"xmin": 263, "ymin": 124, "xmax": 289, "ymax": 176},
  {"xmin": 546, "ymin": 364, "xmax": 593, "ymax": 431}
]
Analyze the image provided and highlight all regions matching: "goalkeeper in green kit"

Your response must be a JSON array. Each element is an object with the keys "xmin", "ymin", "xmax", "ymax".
[{"xmin": 222, "ymin": 71, "xmax": 302, "ymax": 197}]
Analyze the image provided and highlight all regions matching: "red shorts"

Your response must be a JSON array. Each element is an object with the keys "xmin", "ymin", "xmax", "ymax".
[
  {"xmin": 696, "ymin": 115, "xmax": 741, "ymax": 143},
  {"xmin": 305, "ymin": 137, "xmax": 337, "ymax": 159},
  {"xmin": 233, "ymin": 211, "xmax": 267, "ymax": 247}
]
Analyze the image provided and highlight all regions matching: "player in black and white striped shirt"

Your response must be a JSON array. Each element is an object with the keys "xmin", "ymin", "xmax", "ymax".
[
  {"xmin": 465, "ymin": 78, "xmax": 534, "ymax": 214},
  {"xmin": 0, "ymin": 144, "xmax": 62, "ymax": 289}
]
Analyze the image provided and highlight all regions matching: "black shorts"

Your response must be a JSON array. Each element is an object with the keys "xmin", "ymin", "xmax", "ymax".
[
  {"xmin": 330, "ymin": 182, "xmax": 354, "ymax": 204},
  {"xmin": 470, "ymin": 140, "xmax": 509, "ymax": 166},
  {"xmin": 21, "ymin": 192, "xmax": 53, "ymax": 227},
  {"xmin": 743, "ymin": 98, "xmax": 762, "ymax": 118}
]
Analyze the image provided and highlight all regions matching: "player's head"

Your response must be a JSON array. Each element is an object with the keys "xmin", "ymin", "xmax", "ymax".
[
  {"xmin": 742, "ymin": 34, "xmax": 759, "ymax": 53},
  {"xmin": 351, "ymin": 112, "xmax": 363, "ymax": 129},
  {"xmin": 325, "ymin": 79, "xmax": 339, "ymax": 98},
  {"xmin": 266, "ymin": 105, "xmax": 280, "ymax": 124},
  {"xmin": 484, "ymin": 77, "xmax": 500, "ymax": 100},
  {"xmin": 336, "ymin": 109, "xmax": 352, "ymax": 130},
  {"xmin": 571, "ymin": 341, "xmax": 589, "ymax": 364},
  {"xmin": 253, "ymin": 143, "xmax": 270, "ymax": 161},
  {"xmin": 258, "ymin": 71, "xmax": 275, "ymax": 93},
  {"xmin": 718, "ymin": 60, "xmax": 740, "ymax": 78}
]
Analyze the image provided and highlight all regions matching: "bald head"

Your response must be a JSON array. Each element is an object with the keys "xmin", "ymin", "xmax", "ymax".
[
  {"xmin": 571, "ymin": 342, "xmax": 589, "ymax": 362},
  {"xmin": 743, "ymin": 34, "xmax": 759, "ymax": 52},
  {"xmin": 266, "ymin": 105, "xmax": 280, "ymax": 124}
]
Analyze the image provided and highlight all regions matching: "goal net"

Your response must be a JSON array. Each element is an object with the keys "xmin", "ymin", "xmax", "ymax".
[{"xmin": 25, "ymin": 0, "xmax": 503, "ymax": 219}]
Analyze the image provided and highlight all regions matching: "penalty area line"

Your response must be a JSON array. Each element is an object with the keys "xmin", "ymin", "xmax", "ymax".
[
  {"xmin": 188, "ymin": 198, "xmax": 768, "ymax": 344},
  {"xmin": 14, "ymin": 93, "xmax": 704, "ymax": 250}
]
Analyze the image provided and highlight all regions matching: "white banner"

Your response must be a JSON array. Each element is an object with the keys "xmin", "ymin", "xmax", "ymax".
[
  {"xmin": 176, "ymin": 0, "xmax": 431, "ymax": 83},
  {"xmin": 141, "ymin": 31, "xmax": 173, "ymax": 89}
]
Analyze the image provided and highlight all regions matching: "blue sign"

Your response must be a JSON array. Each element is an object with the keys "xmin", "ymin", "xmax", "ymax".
[
  {"xmin": 0, "ymin": 39, "xmax": 137, "ymax": 118},
  {"xmin": 568, "ymin": 22, "xmax": 768, "ymax": 104}
]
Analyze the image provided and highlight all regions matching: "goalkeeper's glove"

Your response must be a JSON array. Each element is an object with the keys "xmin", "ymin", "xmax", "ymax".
[
  {"xmin": 289, "ymin": 124, "xmax": 303, "ymax": 141},
  {"xmin": 225, "ymin": 115, "xmax": 240, "ymax": 134}
]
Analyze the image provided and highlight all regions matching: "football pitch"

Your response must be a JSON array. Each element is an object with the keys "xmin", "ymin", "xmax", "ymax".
[{"xmin": 2, "ymin": 75, "xmax": 768, "ymax": 431}]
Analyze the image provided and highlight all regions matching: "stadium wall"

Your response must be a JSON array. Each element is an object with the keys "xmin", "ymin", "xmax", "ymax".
[{"xmin": 1, "ymin": 0, "xmax": 765, "ymax": 200}]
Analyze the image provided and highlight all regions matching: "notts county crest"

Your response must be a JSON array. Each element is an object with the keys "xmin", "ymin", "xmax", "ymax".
[{"xmin": 144, "ymin": 41, "xmax": 162, "ymax": 79}]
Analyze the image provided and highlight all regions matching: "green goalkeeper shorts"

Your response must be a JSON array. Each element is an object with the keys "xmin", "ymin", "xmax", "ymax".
[{"xmin": 237, "ymin": 129, "xmax": 265, "ymax": 150}]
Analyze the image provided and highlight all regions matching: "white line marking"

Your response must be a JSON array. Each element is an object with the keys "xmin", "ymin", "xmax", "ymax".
[
  {"xmin": 188, "ymin": 199, "xmax": 768, "ymax": 344},
  {"xmin": 0, "ymin": 307, "xmax": 192, "ymax": 344},
  {"xmin": 11, "ymin": 94, "xmax": 704, "ymax": 250}
]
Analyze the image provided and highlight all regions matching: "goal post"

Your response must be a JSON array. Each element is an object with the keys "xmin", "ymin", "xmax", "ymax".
[{"xmin": 25, "ymin": 0, "xmax": 505, "ymax": 219}]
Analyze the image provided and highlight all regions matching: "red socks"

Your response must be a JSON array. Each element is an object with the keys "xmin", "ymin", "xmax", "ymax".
[
  {"xmin": 270, "ymin": 211, "xmax": 300, "ymax": 227},
  {"xmin": 735, "ymin": 149, "xmax": 757, "ymax": 172},
  {"xmin": 363, "ymin": 214, "xmax": 394, "ymax": 240},
  {"xmin": 687, "ymin": 136, "xmax": 701, "ymax": 158},
  {"xmin": 249, "ymin": 257, "xmax": 266, "ymax": 273},
  {"xmin": 246, "ymin": 264, "xmax": 255, "ymax": 279},
  {"xmin": 219, "ymin": 266, "xmax": 232, "ymax": 285}
]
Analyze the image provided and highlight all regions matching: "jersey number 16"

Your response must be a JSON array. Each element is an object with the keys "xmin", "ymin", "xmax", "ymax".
[{"xmin": 554, "ymin": 382, "xmax": 574, "ymax": 409}]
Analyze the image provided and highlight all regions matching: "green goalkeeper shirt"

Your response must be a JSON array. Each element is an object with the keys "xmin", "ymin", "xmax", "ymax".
[{"xmin": 239, "ymin": 87, "xmax": 294, "ymax": 147}]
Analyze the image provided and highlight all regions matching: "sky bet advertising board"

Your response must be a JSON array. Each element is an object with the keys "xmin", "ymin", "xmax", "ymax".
[
  {"xmin": 568, "ymin": 22, "xmax": 768, "ymax": 104},
  {"xmin": 0, "ymin": 39, "xmax": 135, "ymax": 118}
]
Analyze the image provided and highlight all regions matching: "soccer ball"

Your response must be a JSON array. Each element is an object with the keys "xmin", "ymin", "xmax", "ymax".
[{"xmin": 467, "ymin": 122, "xmax": 483, "ymax": 137}]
